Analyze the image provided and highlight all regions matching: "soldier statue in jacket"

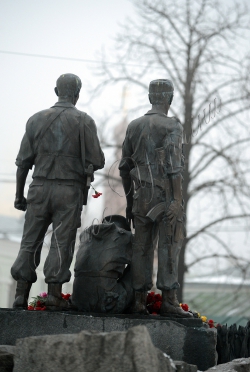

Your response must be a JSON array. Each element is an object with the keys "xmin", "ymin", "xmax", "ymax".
[
  {"xmin": 11, "ymin": 73, "xmax": 105, "ymax": 310},
  {"xmin": 119, "ymin": 79, "xmax": 192, "ymax": 317}
]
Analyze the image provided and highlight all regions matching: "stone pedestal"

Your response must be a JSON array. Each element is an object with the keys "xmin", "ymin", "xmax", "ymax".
[{"xmin": 0, "ymin": 309, "xmax": 216, "ymax": 371}]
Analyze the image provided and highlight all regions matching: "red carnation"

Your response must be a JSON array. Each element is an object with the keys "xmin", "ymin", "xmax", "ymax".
[
  {"xmin": 154, "ymin": 293, "xmax": 162, "ymax": 302},
  {"xmin": 34, "ymin": 306, "xmax": 43, "ymax": 311},
  {"xmin": 181, "ymin": 303, "xmax": 189, "ymax": 311},
  {"xmin": 151, "ymin": 312, "xmax": 159, "ymax": 315},
  {"xmin": 147, "ymin": 292, "xmax": 155, "ymax": 304},
  {"xmin": 92, "ymin": 191, "xmax": 102, "ymax": 199},
  {"xmin": 36, "ymin": 300, "xmax": 41, "ymax": 307},
  {"xmin": 28, "ymin": 305, "xmax": 34, "ymax": 311},
  {"xmin": 208, "ymin": 319, "xmax": 215, "ymax": 328},
  {"xmin": 153, "ymin": 301, "xmax": 162, "ymax": 312},
  {"xmin": 61, "ymin": 293, "xmax": 71, "ymax": 300}
]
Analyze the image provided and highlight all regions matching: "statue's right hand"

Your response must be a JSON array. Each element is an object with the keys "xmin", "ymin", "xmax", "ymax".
[{"xmin": 14, "ymin": 196, "xmax": 27, "ymax": 211}]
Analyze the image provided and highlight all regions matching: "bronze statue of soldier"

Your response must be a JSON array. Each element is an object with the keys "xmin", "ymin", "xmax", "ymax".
[
  {"xmin": 119, "ymin": 79, "xmax": 192, "ymax": 317},
  {"xmin": 11, "ymin": 73, "xmax": 105, "ymax": 310}
]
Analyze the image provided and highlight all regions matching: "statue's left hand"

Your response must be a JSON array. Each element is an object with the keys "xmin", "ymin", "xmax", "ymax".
[
  {"xmin": 14, "ymin": 196, "xmax": 27, "ymax": 211},
  {"xmin": 166, "ymin": 200, "xmax": 180, "ymax": 225}
]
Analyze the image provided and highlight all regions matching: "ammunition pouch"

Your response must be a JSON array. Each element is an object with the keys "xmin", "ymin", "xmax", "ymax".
[{"xmin": 174, "ymin": 209, "xmax": 185, "ymax": 242}]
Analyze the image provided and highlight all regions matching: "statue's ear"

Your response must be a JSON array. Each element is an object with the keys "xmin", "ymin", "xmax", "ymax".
[
  {"xmin": 54, "ymin": 87, "xmax": 59, "ymax": 96},
  {"xmin": 74, "ymin": 87, "xmax": 80, "ymax": 97}
]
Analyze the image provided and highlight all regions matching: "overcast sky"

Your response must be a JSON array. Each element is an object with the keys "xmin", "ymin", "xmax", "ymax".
[{"xmin": 0, "ymin": 0, "xmax": 135, "ymax": 217}]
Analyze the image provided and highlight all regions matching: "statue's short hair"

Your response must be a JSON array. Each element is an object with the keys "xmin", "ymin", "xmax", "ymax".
[
  {"xmin": 148, "ymin": 79, "xmax": 174, "ymax": 105},
  {"xmin": 55, "ymin": 73, "xmax": 82, "ymax": 98}
]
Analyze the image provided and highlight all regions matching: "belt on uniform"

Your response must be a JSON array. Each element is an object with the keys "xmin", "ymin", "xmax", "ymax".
[{"xmin": 34, "ymin": 177, "xmax": 85, "ymax": 190}]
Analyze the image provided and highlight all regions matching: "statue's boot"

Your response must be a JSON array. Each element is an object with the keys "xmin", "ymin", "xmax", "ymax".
[
  {"xmin": 13, "ymin": 279, "xmax": 32, "ymax": 309},
  {"xmin": 45, "ymin": 283, "xmax": 69, "ymax": 311},
  {"xmin": 131, "ymin": 290, "xmax": 149, "ymax": 315},
  {"xmin": 160, "ymin": 289, "xmax": 193, "ymax": 318}
]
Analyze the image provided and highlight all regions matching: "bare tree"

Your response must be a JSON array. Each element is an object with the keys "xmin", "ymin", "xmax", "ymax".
[{"xmin": 92, "ymin": 0, "xmax": 250, "ymax": 300}]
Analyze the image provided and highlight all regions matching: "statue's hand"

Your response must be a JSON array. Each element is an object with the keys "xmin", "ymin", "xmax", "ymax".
[
  {"xmin": 14, "ymin": 196, "xmax": 27, "ymax": 211},
  {"xmin": 126, "ymin": 206, "xmax": 134, "ymax": 229},
  {"xmin": 166, "ymin": 200, "xmax": 180, "ymax": 225}
]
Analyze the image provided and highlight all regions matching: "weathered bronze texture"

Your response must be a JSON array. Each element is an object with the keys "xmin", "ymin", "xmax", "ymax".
[
  {"xmin": 119, "ymin": 79, "xmax": 192, "ymax": 317},
  {"xmin": 72, "ymin": 215, "xmax": 133, "ymax": 313},
  {"xmin": 11, "ymin": 73, "xmax": 105, "ymax": 310}
]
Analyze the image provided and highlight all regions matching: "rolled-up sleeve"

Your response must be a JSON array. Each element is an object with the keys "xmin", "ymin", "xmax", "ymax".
[
  {"xmin": 81, "ymin": 114, "xmax": 105, "ymax": 171},
  {"xmin": 15, "ymin": 126, "xmax": 35, "ymax": 169},
  {"xmin": 119, "ymin": 127, "xmax": 134, "ymax": 179}
]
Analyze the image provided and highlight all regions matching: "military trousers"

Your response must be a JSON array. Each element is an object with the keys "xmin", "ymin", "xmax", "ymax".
[
  {"xmin": 11, "ymin": 178, "xmax": 83, "ymax": 284},
  {"xmin": 132, "ymin": 184, "xmax": 183, "ymax": 291}
]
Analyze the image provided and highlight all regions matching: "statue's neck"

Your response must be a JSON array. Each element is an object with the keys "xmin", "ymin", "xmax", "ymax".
[
  {"xmin": 151, "ymin": 104, "xmax": 169, "ymax": 115},
  {"xmin": 58, "ymin": 97, "xmax": 76, "ymax": 105}
]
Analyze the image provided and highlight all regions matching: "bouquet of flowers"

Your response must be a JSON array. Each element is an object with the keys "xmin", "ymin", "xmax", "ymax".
[
  {"xmin": 146, "ymin": 291, "xmax": 216, "ymax": 328},
  {"xmin": 28, "ymin": 292, "xmax": 71, "ymax": 311}
]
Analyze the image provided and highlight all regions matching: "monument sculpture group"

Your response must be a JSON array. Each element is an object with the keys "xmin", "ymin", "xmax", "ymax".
[{"xmin": 11, "ymin": 73, "xmax": 192, "ymax": 318}]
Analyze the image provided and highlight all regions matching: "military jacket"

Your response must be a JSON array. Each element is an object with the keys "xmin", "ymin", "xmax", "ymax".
[
  {"xmin": 119, "ymin": 108, "xmax": 183, "ymax": 184},
  {"xmin": 16, "ymin": 102, "xmax": 105, "ymax": 184}
]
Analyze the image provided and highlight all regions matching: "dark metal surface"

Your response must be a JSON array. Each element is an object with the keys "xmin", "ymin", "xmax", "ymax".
[{"xmin": 11, "ymin": 74, "xmax": 105, "ymax": 306}]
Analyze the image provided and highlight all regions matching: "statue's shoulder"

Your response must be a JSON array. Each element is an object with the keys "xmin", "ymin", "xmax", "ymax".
[
  {"xmin": 127, "ymin": 115, "xmax": 146, "ymax": 135},
  {"xmin": 170, "ymin": 115, "xmax": 182, "ymax": 124},
  {"xmin": 74, "ymin": 108, "xmax": 95, "ymax": 125},
  {"xmin": 168, "ymin": 116, "xmax": 183, "ymax": 134},
  {"xmin": 29, "ymin": 108, "xmax": 52, "ymax": 120},
  {"xmin": 26, "ymin": 108, "xmax": 53, "ymax": 130}
]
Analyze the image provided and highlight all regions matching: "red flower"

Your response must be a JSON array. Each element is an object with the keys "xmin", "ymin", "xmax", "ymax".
[
  {"xmin": 34, "ymin": 307, "xmax": 43, "ymax": 311},
  {"xmin": 153, "ymin": 301, "xmax": 162, "ymax": 312},
  {"xmin": 154, "ymin": 294, "xmax": 162, "ymax": 302},
  {"xmin": 92, "ymin": 191, "xmax": 102, "ymax": 199},
  {"xmin": 36, "ymin": 300, "xmax": 41, "ymax": 307},
  {"xmin": 28, "ymin": 306, "xmax": 34, "ymax": 311},
  {"xmin": 181, "ymin": 303, "xmax": 189, "ymax": 311},
  {"xmin": 147, "ymin": 292, "xmax": 155, "ymax": 304},
  {"xmin": 61, "ymin": 293, "xmax": 71, "ymax": 300},
  {"xmin": 40, "ymin": 306, "xmax": 46, "ymax": 311},
  {"xmin": 151, "ymin": 312, "xmax": 159, "ymax": 315},
  {"xmin": 208, "ymin": 319, "xmax": 215, "ymax": 328}
]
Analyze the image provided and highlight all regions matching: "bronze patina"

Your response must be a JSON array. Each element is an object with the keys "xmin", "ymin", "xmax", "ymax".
[
  {"xmin": 119, "ymin": 79, "xmax": 192, "ymax": 317},
  {"xmin": 11, "ymin": 73, "xmax": 105, "ymax": 310}
]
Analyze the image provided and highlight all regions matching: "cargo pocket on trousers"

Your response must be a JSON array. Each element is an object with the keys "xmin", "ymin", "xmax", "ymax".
[
  {"xmin": 26, "ymin": 180, "xmax": 44, "ymax": 204},
  {"xmin": 174, "ymin": 219, "xmax": 184, "ymax": 242}
]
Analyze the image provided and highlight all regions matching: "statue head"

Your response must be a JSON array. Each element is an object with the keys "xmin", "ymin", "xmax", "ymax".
[
  {"xmin": 148, "ymin": 79, "xmax": 174, "ymax": 106},
  {"xmin": 54, "ymin": 73, "xmax": 82, "ymax": 104}
]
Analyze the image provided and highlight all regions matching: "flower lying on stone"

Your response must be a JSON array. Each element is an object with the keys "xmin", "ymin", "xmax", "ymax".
[
  {"xmin": 61, "ymin": 293, "xmax": 71, "ymax": 300},
  {"xmin": 39, "ymin": 292, "xmax": 48, "ymax": 298},
  {"xmin": 201, "ymin": 315, "xmax": 207, "ymax": 322},
  {"xmin": 146, "ymin": 291, "xmax": 162, "ymax": 314},
  {"xmin": 28, "ymin": 293, "xmax": 71, "ymax": 311},
  {"xmin": 180, "ymin": 303, "xmax": 189, "ymax": 311},
  {"xmin": 208, "ymin": 319, "xmax": 215, "ymax": 328}
]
